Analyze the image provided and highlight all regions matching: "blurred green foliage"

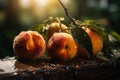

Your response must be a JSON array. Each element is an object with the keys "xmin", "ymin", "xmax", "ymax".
[{"xmin": 0, "ymin": 0, "xmax": 120, "ymax": 58}]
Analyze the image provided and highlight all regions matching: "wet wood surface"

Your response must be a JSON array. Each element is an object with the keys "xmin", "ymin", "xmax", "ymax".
[{"xmin": 0, "ymin": 56, "xmax": 120, "ymax": 80}]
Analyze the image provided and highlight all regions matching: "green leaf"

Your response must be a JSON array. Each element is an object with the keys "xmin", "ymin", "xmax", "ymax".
[
  {"xmin": 110, "ymin": 31, "xmax": 120, "ymax": 42},
  {"xmin": 30, "ymin": 24, "xmax": 44, "ymax": 33},
  {"xmin": 71, "ymin": 26, "xmax": 93, "ymax": 57},
  {"xmin": 104, "ymin": 51, "xmax": 117, "ymax": 66},
  {"xmin": 80, "ymin": 20, "xmax": 105, "ymax": 34},
  {"xmin": 30, "ymin": 24, "xmax": 48, "ymax": 38}
]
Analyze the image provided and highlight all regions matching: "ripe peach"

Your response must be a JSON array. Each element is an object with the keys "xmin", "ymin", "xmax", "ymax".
[
  {"xmin": 13, "ymin": 31, "xmax": 46, "ymax": 60},
  {"xmin": 47, "ymin": 32, "xmax": 77, "ymax": 62},
  {"xmin": 46, "ymin": 22, "xmax": 69, "ymax": 42},
  {"xmin": 82, "ymin": 27, "xmax": 103, "ymax": 55},
  {"xmin": 77, "ymin": 45, "xmax": 90, "ymax": 58}
]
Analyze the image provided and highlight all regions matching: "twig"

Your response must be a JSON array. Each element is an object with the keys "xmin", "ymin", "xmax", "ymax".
[
  {"xmin": 56, "ymin": 18, "xmax": 62, "ymax": 32},
  {"xmin": 58, "ymin": 0, "xmax": 78, "ymax": 27}
]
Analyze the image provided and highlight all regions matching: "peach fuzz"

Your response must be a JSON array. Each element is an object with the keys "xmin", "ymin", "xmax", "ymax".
[
  {"xmin": 13, "ymin": 31, "xmax": 46, "ymax": 60},
  {"xmin": 47, "ymin": 32, "xmax": 77, "ymax": 62}
]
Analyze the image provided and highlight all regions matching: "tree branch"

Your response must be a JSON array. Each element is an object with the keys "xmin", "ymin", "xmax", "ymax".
[{"xmin": 58, "ymin": 0, "xmax": 78, "ymax": 26}]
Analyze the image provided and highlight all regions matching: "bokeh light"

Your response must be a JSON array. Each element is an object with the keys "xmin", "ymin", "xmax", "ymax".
[
  {"xmin": 19, "ymin": 0, "xmax": 31, "ymax": 8},
  {"xmin": 34, "ymin": 0, "xmax": 50, "ymax": 7},
  {"xmin": 19, "ymin": 0, "xmax": 73, "ymax": 25}
]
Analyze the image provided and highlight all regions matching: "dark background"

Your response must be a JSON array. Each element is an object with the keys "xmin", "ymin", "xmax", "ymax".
[{"xmin": 0, "ymin": 0, "xmax": 120, "ymax": 58}]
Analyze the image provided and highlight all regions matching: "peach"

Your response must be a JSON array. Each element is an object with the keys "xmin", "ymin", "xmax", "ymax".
[
  {"xmin": 82, "ymin": 27, "xmax": 103, "ymax": 55},
  {"xmin": 13, "ymin": 31, "xmax": 46, "ymax": 60},
  {"xmin": 47, "ymin": 32, "xmax": 77, "ymax": 62},
  {"xmin": 77, "ymin": 45, "xmax": 90, "ymax": 58},
  {"xmin": 46, "ymin": 22, "xmax": 69, "ymax": 42}
]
